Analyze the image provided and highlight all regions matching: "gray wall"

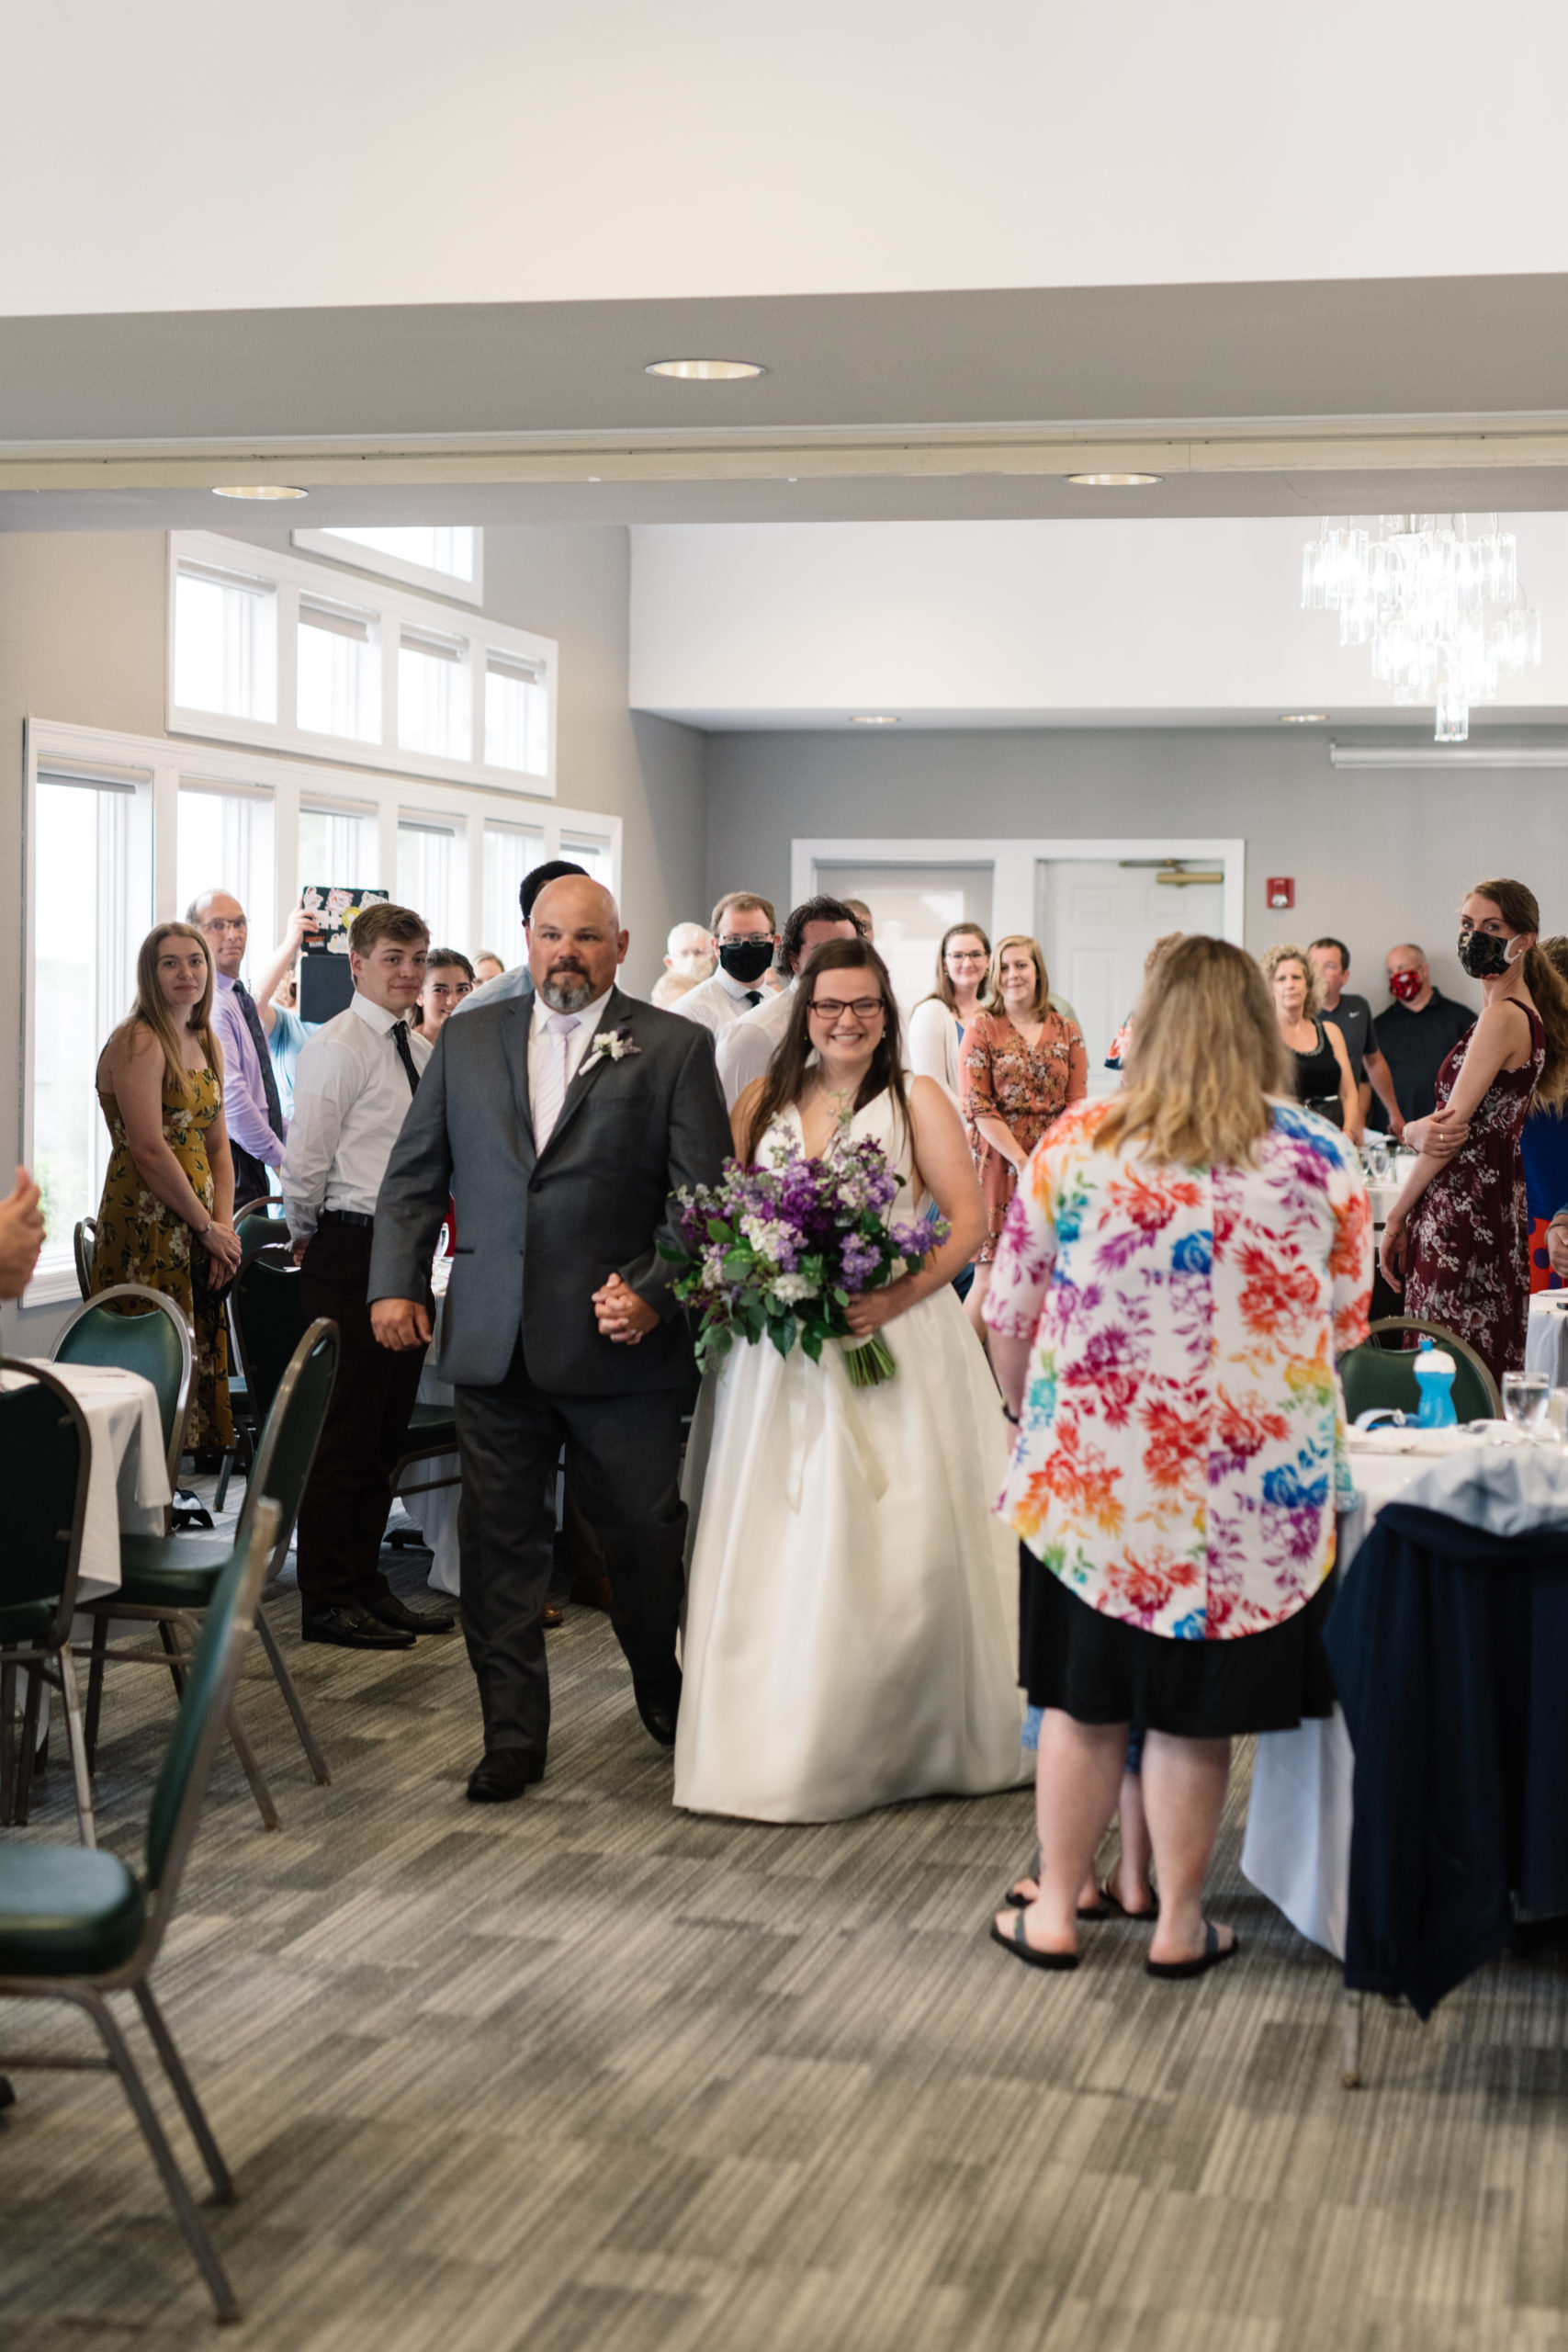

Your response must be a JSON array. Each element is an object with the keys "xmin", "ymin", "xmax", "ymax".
[
  {"xmin": 702, "ymin": 724, "xmax": 1563, "ymax": 1007},
  {"xmin": 0, "ymin": 523, "xmax": 704, "ymax": 1346}
]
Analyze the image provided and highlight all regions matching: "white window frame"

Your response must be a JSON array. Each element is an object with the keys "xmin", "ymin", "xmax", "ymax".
[
  {"xmin": 167, "ymin": 531, "xmax": 557, "ymax": 795},
  {"xmin": 291, "ymin": 526, "xmax": 485, "ymax": 605},
  {"xmin": 21, "ymin": 717, "xmax": 620, "ymax": 1305}
]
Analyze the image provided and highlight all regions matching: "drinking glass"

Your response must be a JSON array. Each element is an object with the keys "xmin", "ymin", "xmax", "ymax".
[{"xmin": 1502, "ymin": 1371, "xmax": 1551, "ymax": 1431}]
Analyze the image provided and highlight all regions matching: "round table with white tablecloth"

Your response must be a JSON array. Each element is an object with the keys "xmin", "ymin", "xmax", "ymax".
[
  {"xmin": 1239, "ymin": 1429, "xmax": 1499, "ymax": 1958},
  {"xmin": 1, "ymin": 1359, "xmax": 171, "ymax": 1595}
]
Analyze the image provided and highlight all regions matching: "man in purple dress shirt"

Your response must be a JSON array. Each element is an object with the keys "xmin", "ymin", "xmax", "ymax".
[{"xmin": 190, "ymin": 890, "xmax": 310, "ymax": 1209}]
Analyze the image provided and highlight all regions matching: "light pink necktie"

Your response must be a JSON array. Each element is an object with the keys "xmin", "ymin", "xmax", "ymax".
[{"xmin": 533, "ymin": 1012, "xmax": 581, "ymax": 1147}]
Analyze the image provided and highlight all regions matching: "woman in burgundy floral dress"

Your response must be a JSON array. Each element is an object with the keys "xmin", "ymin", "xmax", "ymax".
[{"xmin": 1382, "ymin": 879, "xmax": 1568, "ymax": 1383}]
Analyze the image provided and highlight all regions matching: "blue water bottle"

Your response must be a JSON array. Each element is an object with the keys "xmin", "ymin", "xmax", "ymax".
[{"xmin": 1413, "ymin": 1340, "xmax": 1458, "ymax": 1430}]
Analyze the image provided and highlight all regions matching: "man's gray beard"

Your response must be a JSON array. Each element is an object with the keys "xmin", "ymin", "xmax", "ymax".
[{"xmin": 540, "ymin": 970, "xmax": 593, "ymax": 1012}]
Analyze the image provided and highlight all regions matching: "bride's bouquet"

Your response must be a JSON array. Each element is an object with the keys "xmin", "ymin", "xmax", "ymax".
[{"xmin": 660, "ymin": 1134, "xmax": 948, "ymax": 1387}]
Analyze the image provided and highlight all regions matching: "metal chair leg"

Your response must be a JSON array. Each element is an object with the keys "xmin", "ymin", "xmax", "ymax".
[
  {"xmin": 132, "ymin": 1982, "xmax": 235, "ymax": 2204},
  {"xmin": 13, "ymin": 1666, "xmax": 43, "ymax": 1826},
  {"xmin": 56, "ymin": 1644, "xmax": 96, "ymax": 1849},
  {"xmin": 0, "ymin": 1657, "xmax": 16, "ymax": 1825},
  {"xmin": 212, "ymin": 1446, "xmax": 236, "ymax": 1515},
  {"xmin": 84, "ymin": 1614, "xmax": 109, "ymax": 1771},
  {"xmin": 155, "ymin": 1618, "xmax": 187, "ymax": 1699},
  {"xmin": 253, "ymin": 1609, "xmax": 331, "ymax": 1785},
  {"xmin": 223, "ymin": 1701, "xmax": 281, "ymax": 1832},
  {"xmin": 1340, "ymin": 1988, "xmax": 1364, "ymax": 2087},
  {"xmin": 79, "ymin": 1989, "xmax": 241, "ymax": 2323}
]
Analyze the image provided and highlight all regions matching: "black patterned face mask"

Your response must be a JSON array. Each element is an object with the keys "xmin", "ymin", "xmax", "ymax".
[{"xmin": 1456, "ymin": 928, "xmax": 1515, "ymax": 979}]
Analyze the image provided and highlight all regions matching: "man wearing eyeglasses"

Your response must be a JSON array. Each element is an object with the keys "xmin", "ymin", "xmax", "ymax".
[
  {"xmin": 714, "ymin": 895, "xmax": 867, "ymax": 1108},
  {"xmin": 671, "ymin": 893, "xmax": 779, "ymax": 1035},
  {"xmin": 190, "ymin": 890, "xmax": 317, "ymax": 1211}
]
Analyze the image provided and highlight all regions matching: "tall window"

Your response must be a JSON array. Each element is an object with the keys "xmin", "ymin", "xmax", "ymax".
[
  {"xmin": 298, "ymin": 596, "xmax": 379, "ymax": 742},
  {"xmin": 482, "ymin": 821, "xmax": 546, "ymax": 960},
  {"xmin": 559, "ymin": 832, "xmax": 615, "ymax": 888},
  {"xmin": 484, "ymin": 651, "xmax": 548, "ymax": 775},
  {"xmin": 30, "ymin": 775, "xmax": 148, "ymax": 1290},
  {"xmin": 172, "ymin": 561, "xmax": 276, "ymax": 722},
  {"xmin": 398, "ymin": 819, "xmax": 460, "ymax": 946},
  {"xmin": 398, "ymin": 628, "xmax": 471, "ymax": 762},
  {"xmin": 298, "ymin": 803, "xmax": 378, "ymax": 900},
  {"xmin": 175, "ymin": 786, "xmax": 276, "ymax": 975}
]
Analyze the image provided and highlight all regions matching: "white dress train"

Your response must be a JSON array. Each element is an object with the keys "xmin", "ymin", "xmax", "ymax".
[{"xmin": 674, "ymin": 1091, "xmax": 1025, "ymax": 1822}]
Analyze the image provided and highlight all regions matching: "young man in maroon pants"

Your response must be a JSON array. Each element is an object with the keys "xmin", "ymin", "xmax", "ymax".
[{"xmin": 282, "ymin": 901, "xmax": 455, "ymax": 1650}]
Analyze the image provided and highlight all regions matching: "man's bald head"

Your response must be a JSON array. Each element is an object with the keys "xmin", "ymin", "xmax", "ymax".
[
  {"xmin": 528, "ymin": 875, "xmax": 627, "ymax": 1012},
  {"xmin": 188, "ymin": 888, "xmax": 248, "ymax": 978}
]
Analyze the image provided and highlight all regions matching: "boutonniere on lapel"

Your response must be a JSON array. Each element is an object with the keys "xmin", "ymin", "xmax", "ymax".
[{"xmin": 587, "ymin": 1023, "xmax": 641, "ymax": 1066}]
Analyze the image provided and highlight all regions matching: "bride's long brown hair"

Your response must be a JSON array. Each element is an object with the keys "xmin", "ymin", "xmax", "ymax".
[{"xmin": 739, "ymin": 939, "xmax": 912, "ymax": 1164}]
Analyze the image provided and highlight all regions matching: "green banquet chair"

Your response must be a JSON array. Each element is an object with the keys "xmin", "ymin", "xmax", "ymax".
[
  {"xmin": 51, "ymin": 1283, "xmax": 195, "ymax": 1501},
  {"xmin": 0, "ymin": 1363, "xmax": 96, "ymax": 1844},
  {"xmin": 0, "ymin": 1501, "xmax": 281, "ymax": 2324},
  {"xmin": 1338, "ymin": 1315, "xmax": 1501, "ymax": 1427},
  {"xmin": 212, "ymin": 1203, "xmax": 293, "ymax": 1511}
]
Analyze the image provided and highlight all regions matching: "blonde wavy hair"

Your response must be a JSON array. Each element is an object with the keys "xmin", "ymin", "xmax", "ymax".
[
  {"xmin": 1258, "ymin": 942, "xmax": 1322, "ymax": 1022},
  {"xmin": 987, "ymin": 934, "xmax": 1051, "ymax": 1021},
  {"xmin": 107, "ymin": 922, "xmax": 222, "ymax": 1102},
  {"xmin": 1096, "ymin": 935, "xmax": 1287, "ymax": 1168}
]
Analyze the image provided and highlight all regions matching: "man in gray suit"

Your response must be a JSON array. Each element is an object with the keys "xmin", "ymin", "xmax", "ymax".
[{"xmin": 368, "ymin": 876, "xmax": 731, "ymax": 1804}]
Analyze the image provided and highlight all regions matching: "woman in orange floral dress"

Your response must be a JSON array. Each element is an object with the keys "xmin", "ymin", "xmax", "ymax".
[{"xmin": 960, "ymin": 934, "xmax": 1087, "ymax": 1339}]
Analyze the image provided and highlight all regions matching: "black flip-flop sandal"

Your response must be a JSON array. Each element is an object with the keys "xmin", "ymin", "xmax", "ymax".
[
  {"xmin": 1145, "ymin": 1921, "xmax": 1239, "ymax": 1980},
  {"xmin": 989, "ymin": 1911, "xmax": 1079, "ymax": 1972},
  {"xmin": 1098, "ymin": 1877, "xmax": 1159, "ymax": 1923}
]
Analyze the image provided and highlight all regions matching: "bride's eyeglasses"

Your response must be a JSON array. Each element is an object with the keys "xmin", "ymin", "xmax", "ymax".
[{"xmin": 809, "ymin": 996, "xmax": 885, "ymax": 1020}]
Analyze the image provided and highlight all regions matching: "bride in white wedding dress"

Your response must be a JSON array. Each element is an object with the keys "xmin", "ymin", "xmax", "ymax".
[{"xmin": 675, "ymin": 938, "xmax": 1025, "ymax": 1823}]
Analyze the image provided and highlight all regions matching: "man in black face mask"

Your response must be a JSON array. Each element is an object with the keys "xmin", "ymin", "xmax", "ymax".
[{"xmin": 671, "ymin": 891, "xmax": 779, "ymax": 1036}]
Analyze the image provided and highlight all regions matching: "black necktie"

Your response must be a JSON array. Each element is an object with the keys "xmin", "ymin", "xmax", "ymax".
[
  {"xmin": 390, "ymin": 1020, "xmax": 421, "ymax": 1097},
  {"xmin": 744, "ymin": 990, "xmax": 763, "ymax": 1008},
  {"xmin": 232, "ymin": 980, "xmax": 285, "ymax": 1139}
]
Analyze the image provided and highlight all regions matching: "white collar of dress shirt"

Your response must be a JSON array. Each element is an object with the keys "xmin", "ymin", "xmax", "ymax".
[
  {"xmin": 716, "ymin": 967, "xmax": 751, "ymax": 1002},
  {"xmin": 535, "ymin": 985, "xmax": 615, "ymax": 1034},
  {"xmin": 351, "ymin": 988, "xmax": 406, "ymax": 1037},
  {"xmin": 215, "ymin": 969, "xmax": 237, "ymax": 994}
]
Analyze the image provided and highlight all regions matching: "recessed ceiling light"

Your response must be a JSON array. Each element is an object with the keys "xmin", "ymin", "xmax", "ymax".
[
  {"xmin": 211, "ymin": 483, "xmax": 309, "ymax": 500},
  {"xmin": 586, "ymin": 475, "xmax": 602, "ymax": 482},
  {"xmin": 1066, "ymin": 471, "xmax": 1162, "ymax": 487},
  {"xmin": 645, "ymin": 357, "xmax": 766, "ymax": 380},
  {"xmin": 1278, "ymin": 712, "xmax": 1329, "ymax": 724},
  {"xmin": 851, "ymin": 714, "xmax": 900, "ymax": 726}
]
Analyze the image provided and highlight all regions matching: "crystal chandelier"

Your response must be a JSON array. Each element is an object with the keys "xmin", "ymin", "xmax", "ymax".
[{"xmin": 1301, "ymin": 514, "xmax": 1542, "ymax": 742}]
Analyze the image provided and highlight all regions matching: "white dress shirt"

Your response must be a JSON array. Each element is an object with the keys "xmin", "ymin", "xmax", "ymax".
[
  {"xmin": 282, "ymin": 990, "xmax": 433, "ymax": 1245},
  {"xmin": 526, "ymin": 986, "xmax": 615, "ymax": 1123},
  {"xmin": 671, "ymin": 967, "xmax": 767, "ymax": 1036},
  {"xmin": 715, "ymin": 979, "xmax": 799, "ymax": 1109}
]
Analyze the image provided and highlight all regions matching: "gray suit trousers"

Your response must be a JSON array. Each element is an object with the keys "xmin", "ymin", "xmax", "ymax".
[{"xmin": 455, "ymin": 1342, "xmax": 688, "ymax": 1759}]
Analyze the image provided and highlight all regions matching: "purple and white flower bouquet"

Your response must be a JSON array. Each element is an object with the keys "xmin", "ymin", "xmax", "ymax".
[{"xmin": 660, "ymin": 1134, "xmax": 949, "ymax": 1388}]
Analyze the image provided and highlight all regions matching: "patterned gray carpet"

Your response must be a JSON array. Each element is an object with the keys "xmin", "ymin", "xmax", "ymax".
[{"xmin": 4, "ymin": 1529, "xmax": 1567, "ymax": 2351}]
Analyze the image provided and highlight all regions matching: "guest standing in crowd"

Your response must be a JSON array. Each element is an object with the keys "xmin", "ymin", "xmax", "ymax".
[
  {"xmin": 907, "ymin": 922, "xmax": 992, "ymax": 1101},
  {"xmin": 414, "ymin": 948, "xmax": 476, "ymax": 1034},
  {"xmin": 283, "ymin": 902, "xmax": 455, "ymax": 1652},
  {"xmin": 1106, "ymin": 933, "xmax": 1183, "ymax": 1070},
  {"xmin": 473, "ymin": 953, "xmax": 505, "ymax": 987},
  {"xmin": 677, "ymin": 938, "xmax": 1023, "ymax": 1822},
  {"xmin": 368, "ymin": 876, "xmax": 732, "ymax": 1803},
  {"xmin": 673, "ymin": 893, "xmax": 779, "ymax": 1035},
  {"xmin": 842, "ymin": 898, "xmax": 876, "ymax": 939},
  {"xmin": 458, "ymin": 860, "xmax": 590, "ymax": 1014},
  {"xmin": 0, "ymin": 1166, "xmax": 47, "ymax": 1298},
  {"xmin": 265, "ymin": 967, "xmax": 319, "ymax": 1122},
  {"xmin": 715, "ymin": 896, "xmax": 865, "ymax": 1107},
  {"xmin": 1309, "ymin": 936, "xmax": 1393, "ymax": 1140},
  {"xmin": 1261, "ymin": 943, "xmax": 1359, "ymax": 1136},
  {"xmin": 1382, "ymin": 880, "xmax": 1568, "ymax": 1382},
  {"xmin": 189, "ymin": 890, "xmax": 304, "ymax": 1209},
  {"xmin": 1368, "ymin": 942, "xmax": 1476, "ymax": 1139},
  {"xmin": 960, "ymin": 935, "xmax": 1088, "ymax": 1339},
  {"xmin": 1525, "ymin": 936, "xmax": 1568, "ymax": 1291},
  {"xmin": 986, "ymin": 937, "xmax": 1371, "ymax": 1975},
  {"xmin": 649, "ymin": 921, "xmax": 716, "ymax": 1008},
  {"xmin": 91, "ymin": 923, "xmax": 242, "ymax": 1453}
]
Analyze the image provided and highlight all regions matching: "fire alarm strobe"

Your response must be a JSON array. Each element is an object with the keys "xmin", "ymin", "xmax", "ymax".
[{"xmin": 1267, "ymin": 877, "xmax": 1295, "ymax": 910}]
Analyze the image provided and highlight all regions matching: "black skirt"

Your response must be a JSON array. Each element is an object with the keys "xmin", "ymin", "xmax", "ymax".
[{"xmin": 1020, "ymin": 1546, "xmax": 1337, "ymax": 1739}]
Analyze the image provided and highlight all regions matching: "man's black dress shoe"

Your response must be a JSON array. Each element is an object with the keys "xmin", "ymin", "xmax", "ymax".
[
  {"xmin": 634, "ymin": 1681, "xmax": 681, "ymax": 1748},
  {"xmin": 300, "ymin": 1604, "xmax": 415, "ymax": 1650},
  {"xmin": 466, "ymin": 1751, "xmax": 545, "ymax": 1804},
  {"xmin": 365, "ymin": 1591, "xmax": 457, "ymax": 1635}
]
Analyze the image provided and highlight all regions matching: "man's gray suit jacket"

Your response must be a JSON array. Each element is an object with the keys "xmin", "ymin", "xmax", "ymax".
[{"xmin": 367, "ymin": 984, "xmax": 731, "ymax": 1396}]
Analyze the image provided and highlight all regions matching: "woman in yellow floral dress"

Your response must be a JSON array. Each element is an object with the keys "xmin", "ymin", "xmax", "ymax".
[{"xmin": 91, "ymin": 922, "xmax": 243, "ymax": 1452}]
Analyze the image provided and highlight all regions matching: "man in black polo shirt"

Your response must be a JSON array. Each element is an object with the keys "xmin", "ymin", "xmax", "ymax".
[
  {"xmin": 1310, "ymin": 937, "xmax": 1383, "ymax": 1142},
  {"xmin": 1367, "ymin": 941, "xmax": 1476, "ymax": 1139}
]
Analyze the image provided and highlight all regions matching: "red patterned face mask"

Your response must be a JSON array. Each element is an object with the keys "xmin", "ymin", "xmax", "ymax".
[{"xmin": 1388, "ymin": 967, "xmax": 1424, "ymax": 1002}]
